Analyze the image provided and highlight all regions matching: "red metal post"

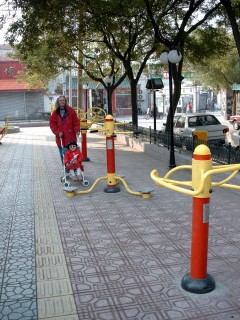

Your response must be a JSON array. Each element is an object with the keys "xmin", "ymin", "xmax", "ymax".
[
  {"xmin": 80, "ymin": 119, "xmax": 90, "ymax": 162},
  {"xmin": 104, "ymin": 116, "xmax": 120, "ymax": 193},
  {"xmin": 191, "ymin": 197, "xmax": 210, "ymax": 279},
  {"xmin": 181, "ymin": 145, "xmax": 215, "ymax": 294}
]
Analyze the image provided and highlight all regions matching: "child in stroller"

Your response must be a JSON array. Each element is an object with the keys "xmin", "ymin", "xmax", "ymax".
[{"xmin": 64, "ymin": 141, "xmax": 84, "ymax": 181}]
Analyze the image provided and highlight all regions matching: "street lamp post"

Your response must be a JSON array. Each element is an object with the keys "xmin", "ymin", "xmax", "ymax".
[
  {"xmin": 160, "ymin": 50, "xmax": 182, "ymax": 169},
  {"xmin": 103, "ymin": 75, "xmax": 113, "ymax": 115},
  {"xmin": 153, "ymin": 90, "xmax": 157, "ymax": 143}
]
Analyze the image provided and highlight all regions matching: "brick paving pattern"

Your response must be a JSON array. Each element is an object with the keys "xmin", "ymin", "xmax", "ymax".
[{"xmin": 0, "ymin": 126, "xmax": 240, "ymax": 319}]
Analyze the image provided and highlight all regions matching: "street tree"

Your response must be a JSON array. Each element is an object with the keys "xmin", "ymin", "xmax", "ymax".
[
  {"xmin": 6, "ymin": 1, "xmax": 128, "ymax": 113},
  {"xmin": 143, "ymin": 0, "xmax": 225, "ymax": 128},
  {"xmin": 85, "ymin": 0, "xmax": 158, "ymax": 127},
  {"xmin": 220, "ymin": 0, "xmax": 240, "ymax": 57},
  {"xmin": 4, "ymin": 0, "xmax": 240, "ymax": 128},
  {"xmin": 186, "ymin": 28, "xmax": 239, "ymax": 92},
  {"xmin": 5, "ymin": 0, "xmax": 158, "ymax": 127}
]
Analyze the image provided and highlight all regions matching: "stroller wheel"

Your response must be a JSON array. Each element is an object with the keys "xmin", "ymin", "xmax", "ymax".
[
  {"xmin": 64, "ymin": 181, "xmax": 70, "ymax": 188},
  {"xmin": 82, "ymin": 180, "xmax": 90, "ymax": 187}
]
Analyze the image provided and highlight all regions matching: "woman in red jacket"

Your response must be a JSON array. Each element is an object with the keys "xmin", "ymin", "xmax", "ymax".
[{"xmin": 50, "ymin": 95, "xmax": 80, "ymax": 163}]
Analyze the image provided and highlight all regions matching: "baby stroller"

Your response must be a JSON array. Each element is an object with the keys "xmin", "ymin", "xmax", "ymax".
[{"xmin": 60, "ymin": 138, "xmax": 89, "ymax": 189}]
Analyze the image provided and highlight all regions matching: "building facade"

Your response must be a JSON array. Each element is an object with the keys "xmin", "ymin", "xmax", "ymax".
[
  {"xmin": 0, "ymin": 45, "xmax": 44, "ymax": 121},
  {"xmin": 1, "ymin": 44, "xmax": 236, "ymax": 120}
]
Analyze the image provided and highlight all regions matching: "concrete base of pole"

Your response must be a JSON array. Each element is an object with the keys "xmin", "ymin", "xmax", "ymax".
[
  {"xmin": 181, "ymin": 272, "xmax": 215, "ymax": 294},
  {"xmin": 104, "ymin": 185, "xmax": 120, "ymax": 193}
]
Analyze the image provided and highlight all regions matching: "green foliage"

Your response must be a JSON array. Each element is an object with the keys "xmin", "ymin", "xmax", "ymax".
[
  {"xmin": 185, "ymin": 27, "xmax": 232, "ymax": 61},
  {"xmin": 4, "ymin": 0, "xmax": 240, "ymax": 122},
  {"xmin": 185, "ymin": 28, "xmax": 240, "ymax": 91},
  {"xmin": 9, "ymin": 32, "xmax": 71, "ymax": 88}
]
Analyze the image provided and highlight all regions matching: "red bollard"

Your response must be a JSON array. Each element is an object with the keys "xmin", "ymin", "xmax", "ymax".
[
  {"xmin": 80, "ymin": 119, "xmax": 90, "ymax": 162},
  {"xmin": 104, "ymin": 116, "xmax": 120, "ymax": 193},
  {"xmin": 181, "ymin": 144, "xmax": 215, "ymax": 294},
  {"xmin": 191, "ymin": 197, "xmax": 210, "ymax": 279}
]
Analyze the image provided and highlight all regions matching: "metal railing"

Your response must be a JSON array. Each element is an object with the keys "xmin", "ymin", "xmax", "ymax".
[{"xmin": 116, "ymin": 123, "xmax": 240, "ymax": 165}]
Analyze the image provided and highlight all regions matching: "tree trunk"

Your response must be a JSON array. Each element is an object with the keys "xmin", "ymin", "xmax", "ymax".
[
  {"xmin": 221, "ymin": 0, "xmax": 240, "ymax": 57},
  {"xmin": 165, "ymin": 64, "xmax": 182, "ymax": 131},
  {"xmin": 129, "ymin": 79, "xmax": 138, "ymax": 129}
]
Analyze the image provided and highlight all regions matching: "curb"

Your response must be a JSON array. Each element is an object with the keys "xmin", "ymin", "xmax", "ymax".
[{"xmin": 8, "ymin": 126, "xmax": 21, "ymax": 133}]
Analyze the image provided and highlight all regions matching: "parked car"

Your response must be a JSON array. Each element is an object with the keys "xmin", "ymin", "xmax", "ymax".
[
  {"xmin": 163, "ymin": 113, "xmax": 229, "ymax": 145},
  {"xmin": 159, "ymin": 114, "xmax": 181, "ymax": 132},
  {"xmin": 229, "ymin": 114, "xmax": 240, "ymax": 130}
]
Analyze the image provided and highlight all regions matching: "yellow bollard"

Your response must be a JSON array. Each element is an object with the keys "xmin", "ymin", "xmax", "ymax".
[{"xmin": 192, "ymin": 131, "xmax": 207, "ymax": 143}]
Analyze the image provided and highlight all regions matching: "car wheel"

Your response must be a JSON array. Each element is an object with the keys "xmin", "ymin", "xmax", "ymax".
[
  {"xmin": 181, "ymin": 138, "xmax": 188, "ymax": 151},
  {"xmin": 182, "ymin": 144, "xmax": 187, "ymax": 151},
  {"xmin": 233, "ymin": 121, "xmax": 239, "ymax": 130}
]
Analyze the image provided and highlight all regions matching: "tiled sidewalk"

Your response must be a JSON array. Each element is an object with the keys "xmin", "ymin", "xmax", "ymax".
[{"xmin": 0, "ymin": 126, "xmax": 240, "ymax": 319}]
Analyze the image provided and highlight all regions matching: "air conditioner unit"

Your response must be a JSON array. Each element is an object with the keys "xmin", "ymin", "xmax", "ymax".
[{"xmin": 137, "ymin": 89, "xmax": 144, "ymax": 101}]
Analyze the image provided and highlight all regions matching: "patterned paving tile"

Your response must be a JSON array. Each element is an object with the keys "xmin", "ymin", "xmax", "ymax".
[
  {"xmin": 1, "ymin": 126, "xmax": 240, "ymax": 319},
  {"xmin": 0, "ymin": 131, "xmax": 37, "ymax": 319},
  {"xmin": 33, "ymin": 137, "xmax": 78, "ymax": 319}
]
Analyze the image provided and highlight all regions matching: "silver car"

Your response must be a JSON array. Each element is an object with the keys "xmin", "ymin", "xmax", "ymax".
[{"xmin": 173, "ymin": 113, "xmax": 229, "ymax": 144}]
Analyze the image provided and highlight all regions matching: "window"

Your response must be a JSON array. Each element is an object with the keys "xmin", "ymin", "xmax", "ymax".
[
  {"xmin": 206, "ymin": 115, "xmax": 220, "ymax": 125},
  {"xmin": 175, "ymin": 116, "xmax": 185, "ymax": 128},
  {"xmin": 196, "ymin": 116, "xmax": 205, "ymax": 126},
  {"xmin": 116, "ymin": 90, "xmax": 131, "ymax": 109},
  {"xmin": 188, "ymin": 116, "xmax": 197, "ymax": 127}
]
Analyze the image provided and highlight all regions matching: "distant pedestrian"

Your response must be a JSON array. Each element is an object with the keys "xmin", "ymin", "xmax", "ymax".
[
  {"xmin": 187, "ymin": 102, "xmax": 193, "ymax": 113},
  {"xmin": 182, "ymin": 104, "xmax": 187, "ymax": 113},
  {"xmin": 49, "ymin": 95, "xmax": 80, "ymax": 163},
  {"xmin": 210, "ymin": 100, "xmax": 215, "ymax": 111},
  {"xmin": 206, "ymin": 97, "xmax": 211, "ymax": 110}
]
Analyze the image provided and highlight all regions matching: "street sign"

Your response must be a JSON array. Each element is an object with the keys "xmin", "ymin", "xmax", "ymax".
[
  {"xmin": 149, "ymin": 74, "xmax": 163, "ymax": 78},
  {"xmin": 231, "ymin": 83, "xmax": 240, "ymax": 90}
]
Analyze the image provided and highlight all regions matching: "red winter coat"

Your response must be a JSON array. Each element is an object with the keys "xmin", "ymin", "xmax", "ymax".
[
  {"xmin": 64, "ymin": 149, "xmax": 84, "ymax": 171},
  {"xmin": 49, "ymin": 106, "xmax": 80, "ymax": 147}
]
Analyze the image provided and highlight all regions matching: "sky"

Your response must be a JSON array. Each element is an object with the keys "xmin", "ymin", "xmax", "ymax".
[
  {"xmin": 0, "ymin": 2, "xmax": 20, "ymax": 44},
  {"xmin": 0, "ymin": 22, "xmax": 9, "ymax": 43},
  {"xmin": 0, "ymin": 9, "xmax": 11, "ymax": 43}
]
